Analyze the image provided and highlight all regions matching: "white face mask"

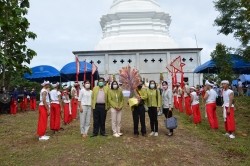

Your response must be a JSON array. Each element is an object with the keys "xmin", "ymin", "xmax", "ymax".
[
  {"xmin": 150, "ymin": 84, "xmax": 155, "ymax": 89},
  {"xmin": 113, "ymin": 85, "xmax": 118, "ymax": 89},
  {"xmin": 85, "ymin": 84, "xmax": 90, "ymax": 89}
]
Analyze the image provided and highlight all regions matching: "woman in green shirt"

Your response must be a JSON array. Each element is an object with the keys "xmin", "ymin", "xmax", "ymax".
[
  {"xmin": 108, "ymin": 81, "xmax": 124, "ymax": 137},
  {"xmin": 147, "ymin": 80, "xmax": 161, "ymax": 136}
]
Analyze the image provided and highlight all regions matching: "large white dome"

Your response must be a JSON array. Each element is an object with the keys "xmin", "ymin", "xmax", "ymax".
[{"xmin": 95, "ymin": 0, "xmax": 178, "ymax": 50}]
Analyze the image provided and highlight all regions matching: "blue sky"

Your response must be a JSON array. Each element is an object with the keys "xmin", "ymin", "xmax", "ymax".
[{"xmin": 27, "ymin": 0, "xmax": 240, "ymax": 69}]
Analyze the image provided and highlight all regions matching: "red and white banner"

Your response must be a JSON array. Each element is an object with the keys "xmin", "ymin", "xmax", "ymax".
[{"xmin": 75, "ymin": 56, "xmax": 80, "ymax": 81}]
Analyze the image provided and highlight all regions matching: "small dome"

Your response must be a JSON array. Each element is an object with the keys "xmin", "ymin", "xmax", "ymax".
[{"xmin": 110, "ymin": 0, "xmax": 162, "ymax": 13}]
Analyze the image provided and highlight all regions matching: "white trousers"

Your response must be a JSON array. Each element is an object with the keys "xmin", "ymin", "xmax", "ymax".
[
  {"xmin": 79, "ymin": 105, "xmax": 91, "ymax": 135},
  {"xmin": 110, "ymin": 108, "xmax": 122, "ymax": 134}
]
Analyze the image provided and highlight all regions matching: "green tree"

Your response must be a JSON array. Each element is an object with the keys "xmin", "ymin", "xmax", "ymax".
[
  {"xmin": 0, "ymin": 0, "xmax": 37, "ymax": 86},
  {"xmin": 211, "ymin": 43, "xmax": 234, "ymax": 81},
  {"xmin": 214, "ymin": 0, "xmax": 250, "ymax": 60}
]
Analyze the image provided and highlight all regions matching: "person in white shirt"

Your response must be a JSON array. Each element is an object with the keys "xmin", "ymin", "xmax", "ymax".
[
  {"xmin": 237, "ymin": 79, "xmax": 243, "ymax": 96},
  {"xmin": 37, "ymin": 81, "xmax": 51, "ymax": 141},
  {"xmin": 190, "ymin": 87, "xmax": 201, "ymax": 125},
  {"xmin": 78, "ymin": 80, "xmax": 93, "ymax": 138},
  {"xmin": 71, "ymin": 82, "xmax": 79, "ymax": 120},
  {"xmin": 176, "ymin": 83, "xmax": 184, "ymax": 113},
  {"xmin": 62, "ymin": 85, "xmax": 72, "ymax": 125},
  {"xmin": 161, "ymin": 81, "xmax": 174, "ymax": 136},
  {"xmin": 49, "ymin": 82, "xmax": 63, "ymax": 133},
  {"xmin": 203, "ymin": 80, "xmax": 219, "ymax": 130},
  {"xmin": 221, "ymin": 80, "xmax": 236, "ymax": 139}
]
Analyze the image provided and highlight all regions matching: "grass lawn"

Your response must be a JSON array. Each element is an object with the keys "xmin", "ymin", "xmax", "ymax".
[{"xmin": 0, "ymin": 96, "xmax": 249, "ymax": 166}]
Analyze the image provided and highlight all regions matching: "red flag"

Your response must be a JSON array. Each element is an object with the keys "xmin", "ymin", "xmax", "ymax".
[
  {"xmin": 75, "ymin": 56, "xmax": 80, "ymax": 81},
  {"xmin": 83, "ymin": 59, "xmax": 87, "ymax": 81}
]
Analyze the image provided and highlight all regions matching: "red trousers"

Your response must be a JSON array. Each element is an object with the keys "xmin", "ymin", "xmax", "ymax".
[
  {"xmin": 174, "ymin": 96, "xmax": 179, "ymax": 109},
  {"xmin": 206, "ymin": 103, "xmax": 218, "ymax": 129},
  {"xmin": 10, "ymin": 100, "xmax": 17, "ymax": 114},
  {"xmin": 30, "ymin": 98, "xmax": 36, "ymax": 110},
  {"xmin": 225, "ymin": 107, "xmax": 236, "ymax": 132},
  {"xmin": 178, "ymin": 97, "xmax": 184, "ymax": 113},
  {"xmin": 37, "ymin": 105, "xmax": 48, "ymax": 137},
  {"xmin": 71, "ymin": 98, "xmax": 78, "ymax": 120},
  {"xmin": 192, "ymin": 104, "xmax": 201, "ymax": 124},
  {"xmin": 20, "ymin": 97, "xmax": 28, "ymax": 111},
  {"xmin": 50, "ymin": 103, "xmax": 61, "ymax": 131},
  {"xmin": 185, "ymin": 96, "xmax": 192, "ymax": 116},
  {"xmin": 64, "ymin": 103, "xmax": 71, "ymax": 124}
]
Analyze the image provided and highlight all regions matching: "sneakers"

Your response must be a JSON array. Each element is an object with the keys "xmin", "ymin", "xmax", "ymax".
[
  {"xmin": 154, "ymin": 132, "xmax": 159, "ymax": 136},
  {"xmin": 39, "ymin": 135, "xmax": 49, "ymax": 141},
  {"xmin": 113, "ymin": 133, "xmax": 120, "ymax": 137},
  {"xmin": 223, "ymin": 133, "xmax": 230, "ymax": 137},
  {"xmin": 229, "ymin": 134, "xmax": 235, "ymax": 139},
  {"xmin": 149, "ymin": 132, "xmax": 155, "ymax": 136},
  {"xmin": 118, "ymin": 133, "xmax": 123, "ymax": 136}
]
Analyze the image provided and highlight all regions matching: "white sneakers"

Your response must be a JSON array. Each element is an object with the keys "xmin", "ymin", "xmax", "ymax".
[
  {"xmin": 229, "ymin": 134, "xmax": 235, "ymax": 139},
  {"xmin": 149, "ymin": 132, "xmax": 159, "ymax": 136},
  {"xmin": 223, "ymin": 133, "xmax": 235, "ymax": 139},
  {"xmin": 39, "ymin": 135, "xmax": 50, "ymax": 141},
  {"xmin": 149, "ymin": 132, "xmax": 155, "ymax": 136},
  {"xmin": 113, "ymin": 133, "xmax": 120, "ymax": 137},
  {"xmin": 118, "ymin": 133, "xmax": 123, "ymax": 136}
]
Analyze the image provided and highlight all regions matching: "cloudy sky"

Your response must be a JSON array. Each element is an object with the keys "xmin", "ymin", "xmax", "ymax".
[{"xmin": 27, "ymin": 0, "xmax": 240, "ymax": 70}]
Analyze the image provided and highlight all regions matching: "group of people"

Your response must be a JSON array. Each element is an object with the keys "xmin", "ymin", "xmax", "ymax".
[
  {"xmin": 36, "ymin": 77, "xmax": 236, "ymax": 141},
  {"xmin": 0, "ymin": 87, "xmax": 37, "ymax": 114},
  {"xmin": 172, "ymin": 80, "xmax": 236, "ymax": 139}
]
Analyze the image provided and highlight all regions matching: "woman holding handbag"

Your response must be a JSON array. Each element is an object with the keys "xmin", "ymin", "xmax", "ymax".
[
  {"xmin": 161, "ymin": 81, "xmax": 174, "ymax": 136},
  {"xmin": 147, "ymin": 80, "xmax": 161, "ymax": 137}
]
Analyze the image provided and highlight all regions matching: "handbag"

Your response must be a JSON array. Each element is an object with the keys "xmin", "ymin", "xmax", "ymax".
[
  {"xmin": 164, "ymin": 110, "xmax": 177, "ymax": 129},
  {"xmin": 165, "ymin": 117, "xmax": 177, "ymax": 129}
]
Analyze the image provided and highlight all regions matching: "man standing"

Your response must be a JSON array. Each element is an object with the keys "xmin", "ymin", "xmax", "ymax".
[
  {"xmin": 37, "ymin": 81, "xmax": 50, "ymax": 141},
  {"xmin": 204, "ymin": 80, "xmax": 218, "ymax": 130},
  {"xmin": 71, "ymin": 82, "xmax": 79, "ymax": 120},
  {"xmin": 49, "ymin": 83, "xmax": 63, "ymax": 134},
  {"xmin": 91, "ymin": 78, "xmax": 109, "ymax": 137},
  {"xmin": 221, "ymin": 80, "xmax": 236, "ymax": 139}
]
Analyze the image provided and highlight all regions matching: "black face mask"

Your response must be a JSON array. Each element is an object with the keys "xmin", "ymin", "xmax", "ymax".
[{"xmin": 137, "ymin": 85, "xmax": 143, "ymax": 89}]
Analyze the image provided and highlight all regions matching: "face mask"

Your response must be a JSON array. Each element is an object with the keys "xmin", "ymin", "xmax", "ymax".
[
  {"xmin": 85, "ymin": 84, "xmax": 90, "ymax": 89},
  {"xmin": 98, "ymin": 82, "xmax": 104, "ymax": 87},
  {"xmin": 113, "ymin": 85, "xmax": 118, "ymax": 89},
  {"xmin": 150, "ymin": 84, "xmax": 155, "ymax": 89},
  {"xmin": 162, "ymin": 85, "xmax": 167, "ymax": 90}
]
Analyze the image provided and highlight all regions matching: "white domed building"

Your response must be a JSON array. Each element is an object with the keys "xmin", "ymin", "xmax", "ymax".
[{"xmin": 74, "ymin": 0, "xmax": 202, "ymax": 86}]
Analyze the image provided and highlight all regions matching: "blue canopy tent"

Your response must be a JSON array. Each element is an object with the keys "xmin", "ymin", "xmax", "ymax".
[
  {"xmin": 60, "ymin": 61, "xmax": 99, "ymax": 81},
  {"xmin": 194, "ymin": 54, "xmax": 250, "ymax": 74},
  {"xmin": 24, "ymin": 65, "xmax": 67, "ymax": 82},
  {"xmin": 239, "ymin": 75, "xmax": 250, "ymax": 83}
]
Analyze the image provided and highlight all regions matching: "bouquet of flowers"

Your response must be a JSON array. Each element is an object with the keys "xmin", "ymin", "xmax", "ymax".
[{"xmin": 119, "ymin": 65, "xmax": 141, "ymax": 93}]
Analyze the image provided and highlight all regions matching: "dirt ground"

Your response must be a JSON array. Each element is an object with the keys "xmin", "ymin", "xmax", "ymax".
[{"xmin": 1, "ymin": 104, "xmax": 245, "ymax": 166}]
